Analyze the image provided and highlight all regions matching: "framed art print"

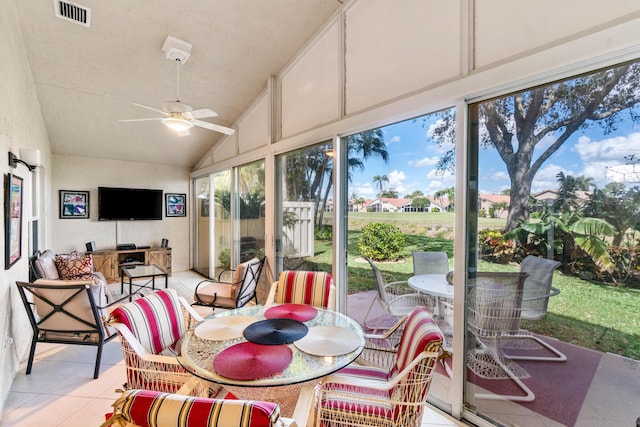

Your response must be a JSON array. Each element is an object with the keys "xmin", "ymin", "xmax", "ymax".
[
  {"xmin": 59, "ymin": 190, "xmax": 90, "ymax": 219},
  {"xmin": 5, "ymin": 173, "xmax": 23, "ymax": 269},
  {"xmin": 166, "ymin": 193, "xmax": 186, "ymax": 217}
]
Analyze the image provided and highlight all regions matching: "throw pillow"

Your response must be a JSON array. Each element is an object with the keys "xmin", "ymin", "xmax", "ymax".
[
  {"xmin": 33, "ymin": 250, "xmax": 60, "ymax": 280},
  {"xmin": 55, "ymin": 252, "xmax": 95, "ymax": 279}
]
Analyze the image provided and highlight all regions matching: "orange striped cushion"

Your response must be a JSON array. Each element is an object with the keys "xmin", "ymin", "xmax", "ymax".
[
  {"xmin": 113, "ymin": 389, "xmax": 281, "ymax": 427},
  {"xmin": 275, "ymin": 271, "xmax": 332, "ymax": 308}
]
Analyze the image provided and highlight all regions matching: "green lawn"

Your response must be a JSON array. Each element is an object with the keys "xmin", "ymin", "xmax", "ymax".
[{"xmin": 306, "ymin": 212, "xmax": 640, "ymax": 360}]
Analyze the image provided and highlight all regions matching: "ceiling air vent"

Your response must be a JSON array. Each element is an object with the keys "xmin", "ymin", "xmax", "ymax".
[{"xmin": 54, "ymin": 0, "xmax": 91, "ymax": 27}]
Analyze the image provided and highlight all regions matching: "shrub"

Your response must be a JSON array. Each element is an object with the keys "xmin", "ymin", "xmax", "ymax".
[
  {"xmin": 315, "ymin": 225, "xmax": 333, "ymax": 241},
  {"xmin": 358, "ymin": 222, "xmax": 405, "ymax": 261},
  {"xmin": 478, "ymin": 228, "xmax": 516, "ymax": 264}
]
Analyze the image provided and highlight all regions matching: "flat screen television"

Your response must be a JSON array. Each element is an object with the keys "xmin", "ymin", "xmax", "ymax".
[{"xmin": 98, "ymin": 187, "xmax": 163, "ymax": 221}]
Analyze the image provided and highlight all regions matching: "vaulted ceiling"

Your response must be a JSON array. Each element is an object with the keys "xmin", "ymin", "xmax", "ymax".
[{"xmin": 14, "ymin": 0, "xmax": 342, "ymax": 167}]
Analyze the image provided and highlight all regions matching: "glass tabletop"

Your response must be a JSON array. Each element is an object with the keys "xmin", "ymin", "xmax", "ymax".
[
  {"xmin": 120, "ymin": 264, "xmax": 167, "ymax": 279},
  {"xmin": 176, "ymin": 304, "xmax": 365, "ymax": 387}
]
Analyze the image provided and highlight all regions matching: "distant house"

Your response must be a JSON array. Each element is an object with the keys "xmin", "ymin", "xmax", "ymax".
[
  {"xmin": 365, "ymin": 197, "xmax": 411, "ymax": 212},
  {"xmin": 402, "ymin": 196, "xmax": 450, "ymax": 212},
  {"xmin": 360, "ymin": 196, "xmax": 452, "ymax": 213},
  {"xmin": 532, "ymin": 189, "xmax": 591, "ymax": 209},
  {"xmin": 478, "ymin": 194, "xmax": 510, "ymax": 218}
]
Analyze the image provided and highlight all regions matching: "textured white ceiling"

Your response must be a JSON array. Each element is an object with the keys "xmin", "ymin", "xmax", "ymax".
[{"xmin": 14, "ymin": 0, "xmax": 341, "ymax": 167}]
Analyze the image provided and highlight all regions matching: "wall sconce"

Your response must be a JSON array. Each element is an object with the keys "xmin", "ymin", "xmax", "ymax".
[{"xmin": 8, "ymin": 148, "xmax": 41, "ymax": 172}]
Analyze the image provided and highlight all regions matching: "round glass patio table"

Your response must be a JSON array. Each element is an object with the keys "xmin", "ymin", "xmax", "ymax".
[{"xmin": 176, "ymin": 304, "xmax": 365, "ymax": 416}]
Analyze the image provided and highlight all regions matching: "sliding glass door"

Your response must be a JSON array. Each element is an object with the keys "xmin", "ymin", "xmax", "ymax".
[{"xmin": 464, "ymin": 60, "xmax": 640, "ymax": 425}]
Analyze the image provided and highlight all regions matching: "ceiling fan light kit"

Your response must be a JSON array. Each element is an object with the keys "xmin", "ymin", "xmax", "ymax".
[
  {"xmin": 119, "ymin": 35, "xmax": 235, "ymax": 136},
  {"xmin": 162, "ymin": 116, "xmax": 193, "ymax": 132}
]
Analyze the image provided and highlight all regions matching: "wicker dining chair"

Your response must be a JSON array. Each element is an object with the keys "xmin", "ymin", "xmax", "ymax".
[
  {"xmin": 106, "ymin": 288, "xmax": 215, "ymax": 396},
  {"xmin": 265, "ymin": 270, "xmax": 335, "ymax": 309},
  {"xmin": 314, "ymin": 307, "xmax": 443, "ymax": 427}
]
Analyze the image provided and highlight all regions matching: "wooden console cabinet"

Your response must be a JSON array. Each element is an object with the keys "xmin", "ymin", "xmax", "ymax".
[{"xmin": 89, "ymin": 247, "xmax": 172, "ymax": 283}]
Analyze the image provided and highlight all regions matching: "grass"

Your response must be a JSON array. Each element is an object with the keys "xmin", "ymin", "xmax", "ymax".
[{"xmin": 305, "ymin": 212, "xmax": 640, "ymax": 360}]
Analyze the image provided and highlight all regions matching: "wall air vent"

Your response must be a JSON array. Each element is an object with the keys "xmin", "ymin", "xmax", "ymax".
[{"xmin": 54, "ymin": 0, "xmax": 91, "ymax": 27}]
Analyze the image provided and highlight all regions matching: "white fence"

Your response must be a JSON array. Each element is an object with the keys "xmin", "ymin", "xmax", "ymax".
[{"xmin": 282, "ymin": 201, "xmax": 315, "ymax": 258}]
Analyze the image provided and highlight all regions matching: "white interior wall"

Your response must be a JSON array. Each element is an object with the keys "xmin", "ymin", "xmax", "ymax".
[
  {"xmin": 0, "ymin": 0, "xmax": 53, "ymax": 411},
  {"xmin": 238, "ymin": 93, "xmax": 270, "ymax": 154},
  {"xmin": 474, "ymin": 0, "xmax": 640, "ymax": 69},
  {"xmin": 52, "ymin": 155, "xmax": 191, "ymax": 271},
  {"xmin": 281, "ymin": 18, "xmax": 341, "ymax": 137},
  {"xmin": 344, "ymin": 0, "xmax": 462, "ymax": 114}
]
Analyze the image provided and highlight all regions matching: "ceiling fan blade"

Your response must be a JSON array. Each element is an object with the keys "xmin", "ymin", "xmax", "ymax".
[
  {"xmin": 189, "ymin": 108, "xmax": 218, "ymax": 119},
  {"xmin": 192, "ymin": 119, "xmax": 235, "ymax": 135},
  {"xmin": 129, "ymin": 102, "xmax": 168, "ymax": 116},
  {"xmin": 118, "ymin": 118, "xmax": 163, "ymax": 122}
]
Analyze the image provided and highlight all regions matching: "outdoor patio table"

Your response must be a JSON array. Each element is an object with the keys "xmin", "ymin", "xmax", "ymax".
[
  {"xmin": 408, "ymin": 273, "xmax": 453, "ymax": 323},
  {"xmin": 176, "ymin": 304, "xmax": 365, "ymax": 416}
]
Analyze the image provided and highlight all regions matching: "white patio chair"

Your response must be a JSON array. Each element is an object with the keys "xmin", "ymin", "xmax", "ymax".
[
  {"xmin": 362, "ymin": 257, "xmax": 431, "ymax": 333},
  {"xmin": 504, "ymin": 255, "xmax": 567, "ymax": 362}
]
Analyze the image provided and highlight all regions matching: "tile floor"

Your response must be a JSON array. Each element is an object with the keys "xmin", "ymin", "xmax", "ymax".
[{"xmin": 0, "ymin": 271, "xmax": 462, "ymax": 427}]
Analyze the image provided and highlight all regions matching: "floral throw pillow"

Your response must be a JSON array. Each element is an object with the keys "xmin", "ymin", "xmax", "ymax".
[{"xmin": 55, "ymin": 252, "xmax": 94, "ymax": 279}]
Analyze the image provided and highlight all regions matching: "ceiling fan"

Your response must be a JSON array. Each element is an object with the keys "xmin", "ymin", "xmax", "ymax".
[{"xmin": 119, "ymin": 36, "xmax": 235, "ymax": 137}]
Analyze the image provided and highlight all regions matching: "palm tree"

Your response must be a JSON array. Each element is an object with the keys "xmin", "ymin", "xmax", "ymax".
[
  {"xmin": 373, "ymin": 175, "xmax": 389, "ymax": 212},
  {"xmin": 373, "ymin": 175, "xmax": 388, "ymax": 196}
]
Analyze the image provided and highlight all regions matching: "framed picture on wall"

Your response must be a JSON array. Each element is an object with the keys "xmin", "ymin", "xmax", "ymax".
[
  {"xmin": 5, "ymin": 173, "xmax": 24, "ymax": 269},
  {"xmin": 59, "ymin": 190, "xmax": 90, "ymax": 219},
  {"xmin": 166, "ymin": 193, "xmax": 186, "ymax": 217}
]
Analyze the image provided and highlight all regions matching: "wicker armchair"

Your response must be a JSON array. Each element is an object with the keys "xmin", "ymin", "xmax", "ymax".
[
  {"xmin": 106, "ymin": 289, "xmax": 215, "ymax": 396},
  {"xmin": 314, "ymin": 307, "xmax": 443, "ymax": 427}
]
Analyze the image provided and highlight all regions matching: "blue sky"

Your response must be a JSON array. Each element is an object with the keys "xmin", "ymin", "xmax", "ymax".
[{"xmin": 349, "ymin": 112, "xmax": 640, "ymax": 199}]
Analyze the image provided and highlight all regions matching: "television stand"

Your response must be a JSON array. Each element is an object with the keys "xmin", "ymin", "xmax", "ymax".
[{"xmin": 88, "ymin": 246, "xmax": 171, "ymax": 283}]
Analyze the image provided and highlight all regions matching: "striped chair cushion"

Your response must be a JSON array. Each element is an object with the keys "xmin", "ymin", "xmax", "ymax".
[
  {"xmin": 336, "ymin": 364, "xmax": 390, "ymax": 381},
  {"xmin": 110, "ymin": 289, "xmax": 185, "ymax": 355},
  {"xmin": 275, "ymin": 271, "xmax": 332, "ymax": 308},
  {"xmin": 111, "ymin": 389, "xmax": 281, "ymax": 427},
  {"xmin": 392, "ymin": 307, "xmax": 442, "ymax": 375}
]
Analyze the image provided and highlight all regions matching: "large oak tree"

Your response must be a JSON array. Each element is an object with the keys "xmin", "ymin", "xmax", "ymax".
[{"xmin": 430, "ymin": 61, "xmax": 640, "ymax": 231}]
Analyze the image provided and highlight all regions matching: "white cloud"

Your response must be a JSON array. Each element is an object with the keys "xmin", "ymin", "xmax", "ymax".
[
  {"xmin": 572, "ymin": 133, "xmax": 640, "ymax": 162},
  {"xmin": 408, "ymin": 156, "xmax": 439, "ymax": 167},
  {"xmin": 388, "ymin": 170, "xmax": 407, "ymax": 193},
  {"xmin": 490, "ymin": 171, "xmax": 509, "ymax": 181},
  {"xmin": 531, "ymin": 163, "xmax": 573, "ymax": 193},
  {"xmin": 353, "ymin": 182, "xmax": 375, "ymax": 198},
  {"xmin": 389, "ymin": 135, "xmax": 400, "ymax": 144}
]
